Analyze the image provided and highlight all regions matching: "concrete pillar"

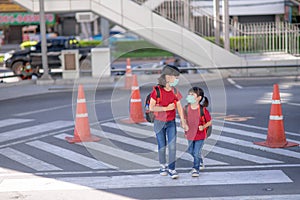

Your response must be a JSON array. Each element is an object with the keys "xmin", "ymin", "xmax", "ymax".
[
  {"xmin": 61, "ymin": 49, "xmax": 79, "ymax": 79},
  {"xmin": 213, "ymin": 0, "xmax": 220, "ymax": 45},
  {"xmin": 101, "ymin": 17, "xmax": 110, "ymax": 47},
  {"xmin": 91, "ymin": 47, "xmax": 111, "ymax": 78},
  {"xmin": 222, "ymin": 0, "xmax": 230, "ymax": 51}
]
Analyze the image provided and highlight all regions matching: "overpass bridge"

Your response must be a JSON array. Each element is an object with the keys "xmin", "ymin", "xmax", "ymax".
[{"xmin": 13, "ymin": 0, "xmax": 300, "ymax": 69}]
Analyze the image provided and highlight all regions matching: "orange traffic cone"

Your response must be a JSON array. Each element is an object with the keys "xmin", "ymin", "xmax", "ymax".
[
  {"xmin": 122, "ymin": 75, "xmax": 147, "ymax": 124},
  {"xmin": 66, "ymin": 85, "xmax": 101, "ymax": 143},
  {"xmin": 124, "ymin": 58, "xmax": 133, "ymax": 90},
  {"xmin": 254, "ymin": 84, "xmax": 298, "ymax": 148}
]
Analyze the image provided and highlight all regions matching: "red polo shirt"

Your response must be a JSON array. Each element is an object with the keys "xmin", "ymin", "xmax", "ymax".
[
  {"xmin": 150, "ymin": 86, "xmax": 182, "ymax": 122},
  {"xmin": 184, "ymin": 104, "xmax": 211, "ymax": 140}
]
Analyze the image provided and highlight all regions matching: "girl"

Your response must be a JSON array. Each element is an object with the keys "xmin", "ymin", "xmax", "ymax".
[
  {"xmin": 149, "ymin": 64, "xmax": 187, "ymax": 179},
  {"xmin": 183, "ymin": 87, "xmax": 212, "ymax": 177}
]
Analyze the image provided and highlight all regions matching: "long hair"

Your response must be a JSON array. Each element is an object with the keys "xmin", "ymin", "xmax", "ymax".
[
  {"xmin": 188, "ymin": 87, "xmax": 209, "ymax": 107},
  {"xmin": 157, "ymin": 74, "xmax": 167, "ymax": 87}
]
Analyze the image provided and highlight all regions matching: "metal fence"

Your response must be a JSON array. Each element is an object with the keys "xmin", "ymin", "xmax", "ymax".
[
  {"xmin": 231, "ymin": 21, "xmax": 300, "ymax": 55},
  {"xmin": 132, "ymin": 0, "xmax": 300, "ymax": 56}
]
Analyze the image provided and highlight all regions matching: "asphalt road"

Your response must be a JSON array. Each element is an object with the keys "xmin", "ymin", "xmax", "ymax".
[{"xmin": 0, "ymin": 76, "xmax": 300, "ymax": 200}]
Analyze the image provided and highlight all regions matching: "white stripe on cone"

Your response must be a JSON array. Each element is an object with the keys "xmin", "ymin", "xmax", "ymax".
[
  {"xmin": 269, "ymin": 115, "xmax": 283, "ymax": 120},
  {"xmin": 131, "ymin": 99, "xmax": 141, "ymax": 103},
  {"xmin": 77, "ymin": 99, "xmax": 86, "ymax": 103},
  {"xmin": 76, "ymin": 113, "xmax": 88, "ymax": 118},
  {"xmin": 272, "ymin": 100, "xmax": 281, "ymax": 104},
  {"xmin": 131, "ymin": 86, "xmax": 139, "ymax": 90}
]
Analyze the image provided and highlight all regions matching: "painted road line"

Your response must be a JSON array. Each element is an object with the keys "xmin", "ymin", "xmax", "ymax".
[
  {"xmin": 55, "ymin": 134, "xmax": 158, "ymax": 168},
  {"xmin": 59, "ymin": 170, "xmax": 292, "ymax": 189},
  {"xmin": 0, "ymin": 118, "xmax": 34, "ymax": 128},
  {"xmin": 26, "ymin": 141, "xmax": 113, "ymax": 170},
  {"xmin": 227, "ymin": 78, "xmax": 243, "ymax": 89},
  {"xmin": 214, "ymin": 119, "xmax": 299, "ymax": 137},
  {"xmin": 0, "ymin": 170, "xmax": 291, "ymax": 192},
  {"xmin": 0, "ymin": 147, "xmax": 62, "ymax": 171},
  {"xmin": 87, "ymin": 129, "xmax": 224, "ymax": 165},
  {"xmin": 105, "ymin": 122, "xmax": 282, "ymax": 164},
  {"xmin": 101, "ymin": 122, "xmax": 226, "ymax": 166},
  {"xmin": 210, "ymin": 128, "xmax": 300, "ymax": 160},
  {"xmin": 0, "ymin": 121, "xmax": 74, "ymax": 143},
  {"xmin": 204, "ymin": 144, "xmax": 283, "ymax": 164},
  {"xmin": 155, "ymin": 194, "xmax": 300, "ymax": 200}
]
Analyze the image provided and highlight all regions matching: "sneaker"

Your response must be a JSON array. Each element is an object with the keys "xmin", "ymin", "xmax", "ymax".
[
  {"xmin": 159, "ymin": 164, "xmax": 168, "ymax": 176},
  {"xmin": 199, "ymin": 163, "xmax": 205, "ymax": 171},
  {"xmin": 168, "ymin": 169, "xmax": 179, "ymax": 179},
  {"xmin": 191, "ymin": 168, "xmax": 199, "ymax": 177}
]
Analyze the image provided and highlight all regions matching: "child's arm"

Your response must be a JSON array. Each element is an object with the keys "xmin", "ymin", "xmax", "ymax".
[
  {"xmin": 177, "ymin": 101, "xmax": 188, "ymax": 131},
  {"xmin": 199, "ymin": 120, "xmax": 212, "ymax": 131},
  {"xmin": 149, "ymin": 98, "xmax": 175, "ymax": 112}
]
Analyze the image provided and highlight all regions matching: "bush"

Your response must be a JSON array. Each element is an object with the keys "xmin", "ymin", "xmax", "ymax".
[
  {"xmin": 79, "ymin": 40, "xmax": 101, "ymax": 47},
  {"xmin": 113, "ymin": 40, "xmax": 173, "ymax": 58}
]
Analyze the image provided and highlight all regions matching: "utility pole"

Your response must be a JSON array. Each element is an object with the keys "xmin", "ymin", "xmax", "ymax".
[
  {"xmin": 222, "ymin": 0, "xmax": 230, "ymax": 51},
  {"xmin": 101, "ymin": 17, "xmax": 110, "ymax": 47},
  {"xmin": 39, "ymin": 0, "xmax": 52, "ymax": 80},
  {"xmin": 213, "ymin": 0, "xmax": 220, "ymax": 45}
]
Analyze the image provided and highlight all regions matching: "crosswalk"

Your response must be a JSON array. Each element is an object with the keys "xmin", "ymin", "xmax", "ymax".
[
  {"xmin": 1, "ymin": 117, "xmax": 300, "ymax": 171},
  {"xmin": 0, "ymin": 117, "xmax": 300, "ymax": 186}
]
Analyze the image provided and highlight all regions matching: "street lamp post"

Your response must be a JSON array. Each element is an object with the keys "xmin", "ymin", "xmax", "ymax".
[{"xmin": 39, "ymin": 0, "xmax": 52, "ymax": 80}]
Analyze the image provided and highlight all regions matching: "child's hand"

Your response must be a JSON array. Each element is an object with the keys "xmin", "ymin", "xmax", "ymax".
[
  {"xmin": 181, "ymin": 120, "xmax": 188, "ymax": 131},
  {"xmin": 184, "ymin": 124, "xmax": 189, "ymax": 131},
  {"xmin": 198, "ymin": 125, "xmax": 204, "ymax": 131},
  {"xmin": 165, "ymin": 103, "xmax": 175, "ymax": 111}
]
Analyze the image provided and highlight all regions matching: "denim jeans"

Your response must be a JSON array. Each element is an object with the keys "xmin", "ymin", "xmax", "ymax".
[
  {"xmin": 154, "ymin": 120, "xmax": 177, "ymax": 170},
  {"xmin": 187, "ymin": 140, "xmax": 204, "ymax": 169}
]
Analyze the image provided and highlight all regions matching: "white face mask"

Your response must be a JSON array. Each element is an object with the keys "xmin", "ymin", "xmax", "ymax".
[
  {"xmin": 186, "ymin": 94, "xmax": 196, "ymax": 104},
  {"xmin": 169, "ymin": 78, "xmax": 179, "ymax": 87}
]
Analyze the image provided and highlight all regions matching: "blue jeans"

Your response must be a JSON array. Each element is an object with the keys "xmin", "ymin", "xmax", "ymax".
[
  {"xmin": 154, "ymin": 120, "xmax": 177, "ymax": 170},
  {"xmin": 187, "ymin": 140, "xmax": 204, "ymax": 169}
]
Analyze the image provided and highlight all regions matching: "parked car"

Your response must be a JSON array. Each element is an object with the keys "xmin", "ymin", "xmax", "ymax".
[{"xmin": 3, "ymin": 36, "xmax": 92, "ymax": 75}]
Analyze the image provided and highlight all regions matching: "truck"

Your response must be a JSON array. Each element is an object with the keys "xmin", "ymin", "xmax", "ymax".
[{"xmin": 3, "ymin": 36, "xmax": 92, "ymax": 75}]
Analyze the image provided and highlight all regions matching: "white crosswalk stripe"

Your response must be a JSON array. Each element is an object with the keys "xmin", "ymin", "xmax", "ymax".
[
  {"xmin": 0, "ymin": 118, "xmax": 34, "ymax": 128},
  {"xmin": 0, "ymin": 117, "xmax": 299, "ymax": 173},
  {"xmin": 212, "ymin": 126, "xmax": 300, "ymax": 160},
  {"xmin": 26, "ymin": 141, "xmax": 113, "ymax": 170},
  {"xmin": 0, "ymin": 147, "xmax": 62, "ymax": 171},
  {"xmin": 101, "ymin": 122, "xmax": 283, "ymax": 164},
  {"xmin": 0, "ymin": 170, "xmax": 292, "ymax": 192},
  {"xmin": 55, "ymin": 133, "xmax": 158, "ymax": 168},
  {"xmin": 0, "ymin": 120, "xmax": 74, "ymax": 143},
  {"xmin": 100, "ymin": 122, "xmax": 227, "ymax": 165}
]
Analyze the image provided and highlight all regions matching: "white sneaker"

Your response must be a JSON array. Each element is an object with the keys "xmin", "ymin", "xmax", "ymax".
[
  {"xmin": 191, "ymin": 168, "xmax": 199, "ymax": 177},
  {"xmin": 159, "ymin": 164, "xmax": 168, "ymax": 176},
  {"xmin": 200, "ymin": 163, "xmax": 205, "ymax": 171},
  {"xmin": 168, "ymin": 169, "xmax": 179, "ymax": 179}
]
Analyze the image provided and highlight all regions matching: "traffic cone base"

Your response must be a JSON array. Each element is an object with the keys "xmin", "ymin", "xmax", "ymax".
[
  {"xmin": 254, "ymin": 84, "xmax": 298, "ymax": 148},
  {"xmin": 254, "ymin": 141, "xmax": 298, "ymax": 148},
  {"xmin": 65, "ymin": 135, "xmax": 101, "ymax": 144},
  {"xmin": 65, "ymin": 84, "xmax": 101, "ymax": 144}
]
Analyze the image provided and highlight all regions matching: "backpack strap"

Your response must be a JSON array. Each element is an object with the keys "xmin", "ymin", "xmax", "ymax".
[
  {"xmin": 172, "ymin": 87, "xmax": 178, "ymax": 95},
  {"xmin": 154, "ymin": 86, "xmax": 161, "ymax": 104},
  {"xmin": 184, "ymin": 104, "xmax": 188, "ymax": 118},
  {"xmin": 200, "ymin": 105, "xmax": 207, "ymax": 123}
]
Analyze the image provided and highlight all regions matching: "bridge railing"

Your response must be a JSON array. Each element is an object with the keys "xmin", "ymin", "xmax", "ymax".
[{"xmin": 131, "ymin": 0, "xmax": 300, "ymax": 56}]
